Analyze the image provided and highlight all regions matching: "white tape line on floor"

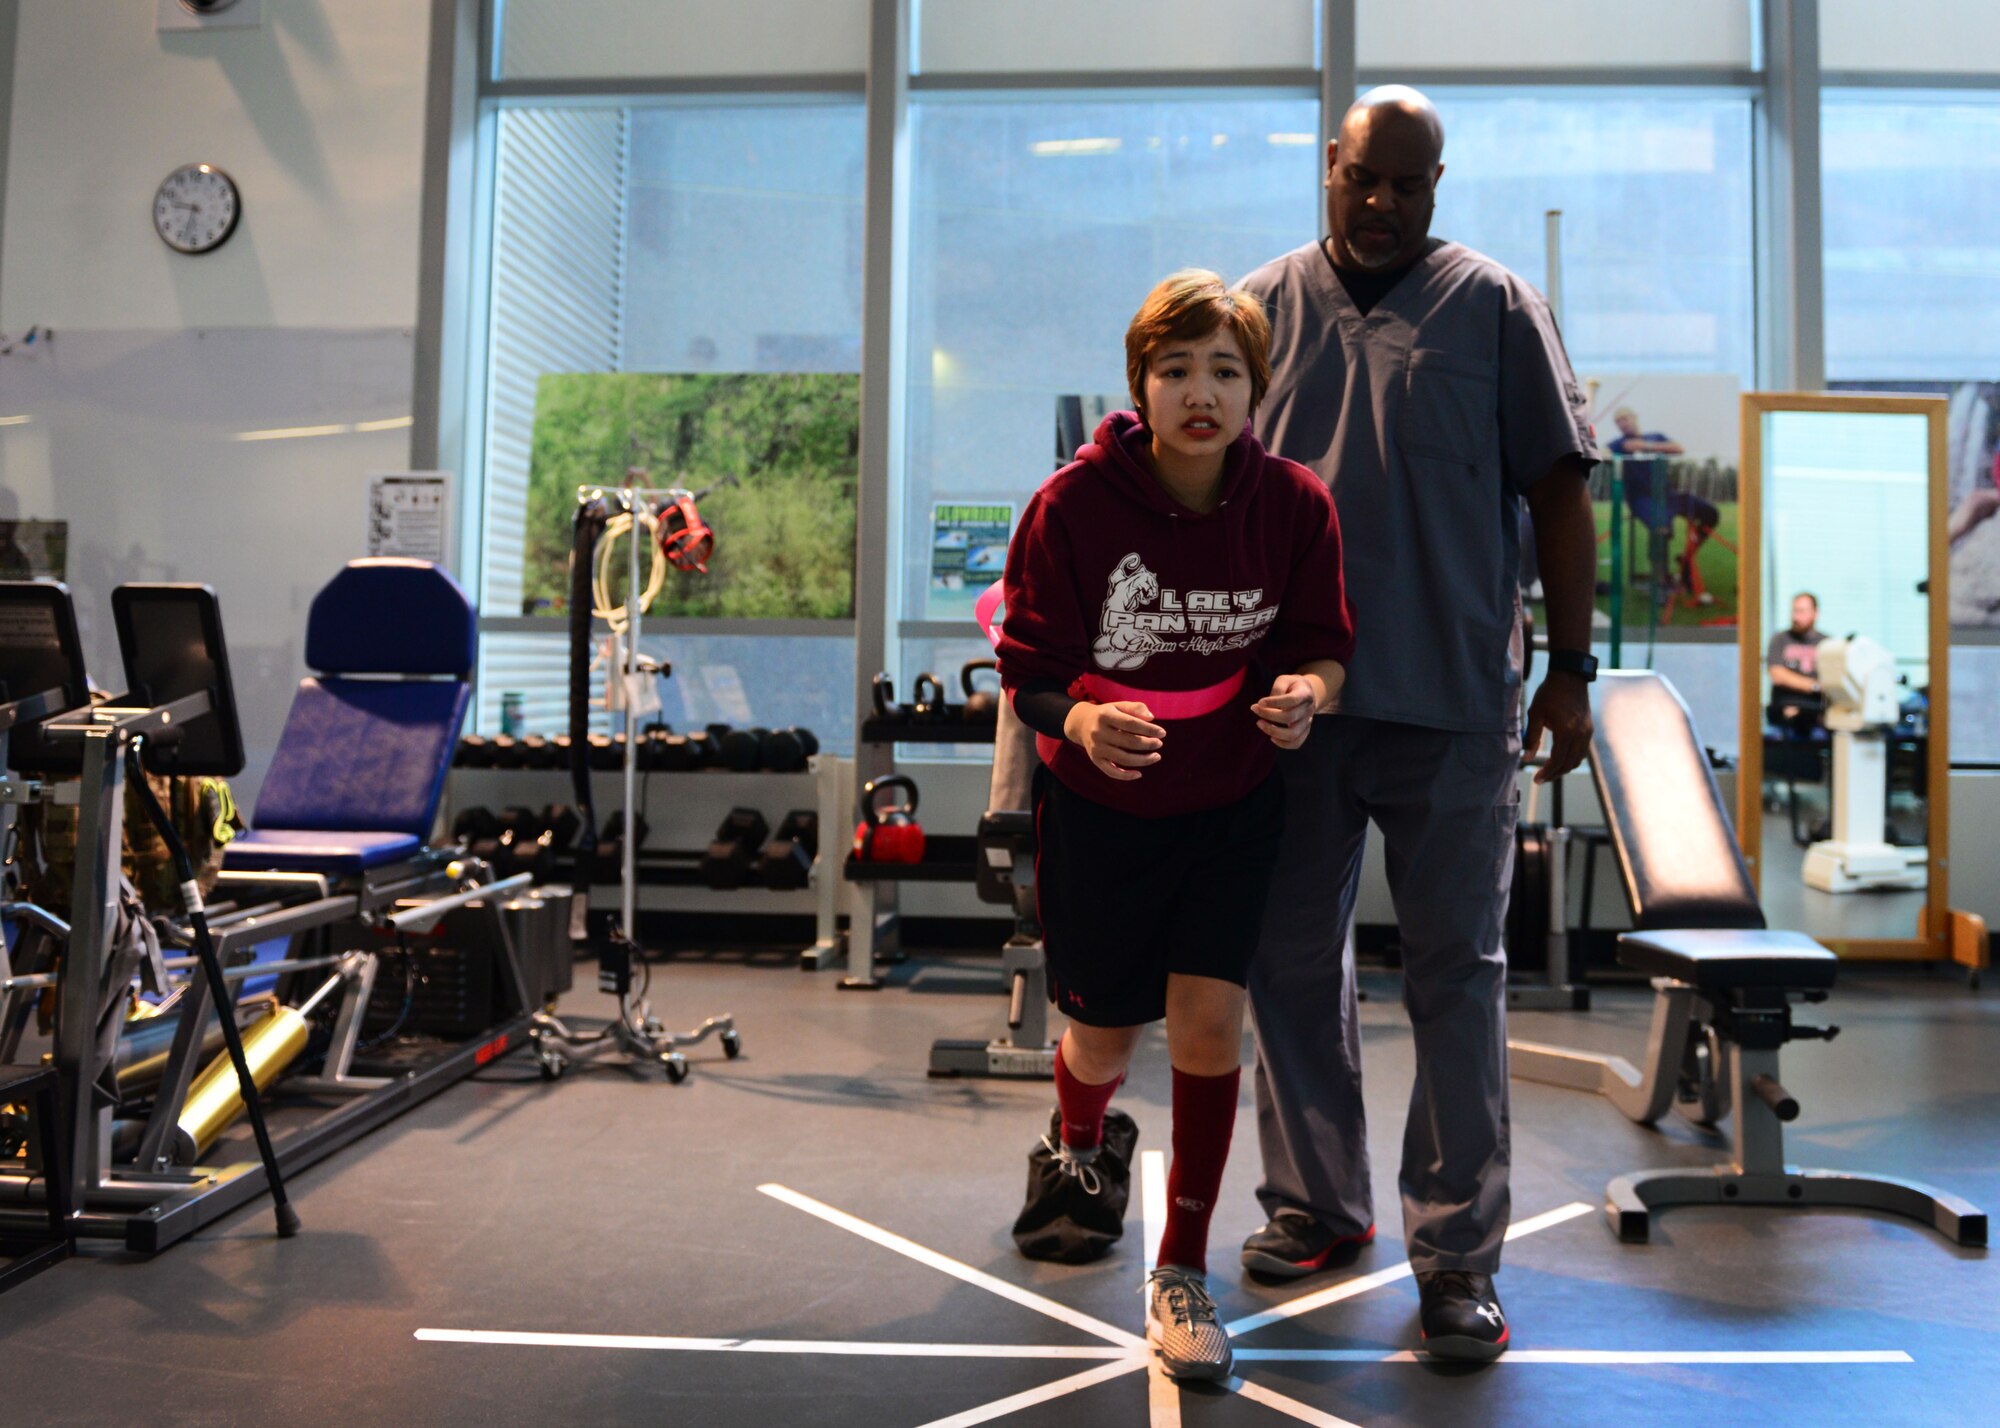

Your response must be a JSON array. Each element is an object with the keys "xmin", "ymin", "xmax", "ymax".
[
  {"xmin": 1238, "ymin": 1349, "xmax": 1915, "ymax": 1365},
  {"xmin": 1139, "ymin": 1148, "xmax": 1183, "ymax": 1428},
  {"xmin": 912, "ymin": 1359, "xmax": 1145, "ymax": 1428},
  {"xmin": 758, "ymin": 1181, "xmax": 1144, "ymax": 1350},
  {"xmin": 1225, "ymin": 1201, "xmax": 1595, "ymax": 1338},
  {"xmin": 1225, "ymin": 1375, "xmax": 1368, "ymax": 1428},
  {"xmin": 414, "ymin": 1328, "xmax": 1131, "ymax": 1359}
]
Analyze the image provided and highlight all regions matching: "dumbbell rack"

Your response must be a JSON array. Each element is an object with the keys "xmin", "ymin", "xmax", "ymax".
[{"xmin": 809, "ymin": 713, "xmax": 990, "ymax": 990}]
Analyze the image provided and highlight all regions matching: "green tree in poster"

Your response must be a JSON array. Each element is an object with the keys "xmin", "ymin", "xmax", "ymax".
[{"xmin": 525, "ymin": 372, "xmax": 858, "ymax": 619}]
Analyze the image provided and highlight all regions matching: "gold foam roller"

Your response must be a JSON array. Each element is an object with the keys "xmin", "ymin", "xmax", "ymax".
[{"xmin": 172, "ymin": 1005, "xmax": 310, "ymax": 1163}]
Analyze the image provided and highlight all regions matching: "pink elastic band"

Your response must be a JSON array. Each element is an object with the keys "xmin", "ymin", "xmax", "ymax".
[
  {"xmin": 974, "ymin": 578, "xmax": 1006, "ymax": 651},
  {"xmin": 976, "ymin": 575, "xmax": 1246, "ymax": 743},
  {"xmin": 1080, "ymin": 668, "xmax": 1245, "ymax": 719}
]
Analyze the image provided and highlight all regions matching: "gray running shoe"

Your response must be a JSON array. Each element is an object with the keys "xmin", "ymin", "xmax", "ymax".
[{"xmin": 1143, "ymin": 1265, "xmax": 1232, "ymax": 1381}]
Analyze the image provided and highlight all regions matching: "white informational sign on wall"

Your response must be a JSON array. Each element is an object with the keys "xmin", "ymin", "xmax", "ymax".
[{"xmin": 366, "ymin": 472, "xmax": 454, "ymax": 567}]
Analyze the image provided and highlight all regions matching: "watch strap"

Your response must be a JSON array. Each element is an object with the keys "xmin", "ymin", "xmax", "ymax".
[{"xmin": 1547, "ymin": 649, "xmax": 1599, "ymax": 682}]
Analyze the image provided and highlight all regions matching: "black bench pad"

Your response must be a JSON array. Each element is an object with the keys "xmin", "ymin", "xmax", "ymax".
[{"xmin": 1617, "ymin": 928, "xmax": 1838, "ymax": 990}]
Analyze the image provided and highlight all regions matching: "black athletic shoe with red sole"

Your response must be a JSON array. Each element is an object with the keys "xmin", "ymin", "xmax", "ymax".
[
  {"xmin": 1239, "ymin": 1209, "xmax": 1377, "ymax": 1279},
  {"xmin": 1416, "ymin": 1270, "xmax": 1509, "ymax": 1361}
]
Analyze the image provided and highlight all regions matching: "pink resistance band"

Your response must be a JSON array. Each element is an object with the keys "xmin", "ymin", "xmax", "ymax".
[{"xmin": 974, "ymin": 578, "xmax": 1247, "ymax": 758}]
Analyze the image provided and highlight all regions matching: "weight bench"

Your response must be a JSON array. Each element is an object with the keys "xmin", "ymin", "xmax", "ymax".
[
  {"xmin": 0, "ymin": 564, "xmax": 550, "ymax": 1254},
  {"xmin": 1509, "ymin": 671, "xmax": 1986, "ymax": 1247}
]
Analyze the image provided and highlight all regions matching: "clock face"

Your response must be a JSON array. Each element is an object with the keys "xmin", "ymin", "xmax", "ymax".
[{"xmin": 153, "ymin": 164, "xmax": 241, "ymax": 254}]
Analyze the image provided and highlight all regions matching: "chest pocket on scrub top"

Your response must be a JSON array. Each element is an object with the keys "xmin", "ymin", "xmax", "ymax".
[{"xmin": 1400, "ymin": 348, "xmax": 1498, "ymax": 466}]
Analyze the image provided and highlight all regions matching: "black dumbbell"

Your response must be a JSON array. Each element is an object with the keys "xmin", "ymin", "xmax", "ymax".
[
  {"xmin": 653, "ymin": 730, "xmax": 701, "ymax": 771},
  {"xmin": 452, "ymin": 806, "xmax": 501, "ymax": 846},
  {"xmin": 458, "ymin": 735, "xmax": 498, "ymax": 768},
  {"xmin": 593, "ymin": 813, "xmax": 650, "ymax": 881},
  {"xmin": 699, "ymin": 808, "xmax": 771, "ymax": 889},
  {"xmin": 541, "ymin": 803, "xmax": 582, "ymax": 852},
  {"xmin": 519, "ymin": 734, "xmax": 558, "ymax": 769},
  {"xmin": 758, "ymin": 810, "xmax": 818, "ymax": 890},
  {"xmin": 760, "ymin": 727, "xmax": 820, "ymax": 773},
  {"xmin": 587, "ymin": 733, "xmax": 621, "ymax": 770},
  {"xmin": 490, "ymin": 734, "xmax": 525, "ymax": 768},
  {"xmin": 961, "ymin": 660, "xmax": 1001, "ymax": 722},
  {"xmin": 712, "ymin": 725, "xmax": 762, "ymax": 772}
]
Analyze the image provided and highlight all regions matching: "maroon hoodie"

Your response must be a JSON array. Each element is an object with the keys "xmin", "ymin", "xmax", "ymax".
[{"xmin": 997, "ymin": 411, "xmax": 1354, "ymax": 818}]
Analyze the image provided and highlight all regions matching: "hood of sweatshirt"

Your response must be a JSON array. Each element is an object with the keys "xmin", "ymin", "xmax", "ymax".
[{"xmin": 1072, "ymin": 410, "xmax": 1265, "ymax": 523}]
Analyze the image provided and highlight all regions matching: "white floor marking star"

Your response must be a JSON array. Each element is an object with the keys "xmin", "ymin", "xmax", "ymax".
[{"xmin": 417, "ymin": 1152, "xmax": 1914, "ymax": 1427}]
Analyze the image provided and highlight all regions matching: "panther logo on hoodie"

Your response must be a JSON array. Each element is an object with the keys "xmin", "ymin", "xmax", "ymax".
[
  {"xmin": 1093, "ymin": 553, "xmax": 1172, "ymax": 671},
  {"xmin": 1093, "ymin": 551, "xmax": 1278, "ymax": 672}
]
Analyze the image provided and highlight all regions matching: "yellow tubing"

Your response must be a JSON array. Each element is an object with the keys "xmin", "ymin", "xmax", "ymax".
[{"xmin": 172, "ymin": 1005, "xmax": 310, "ymax": 1162}]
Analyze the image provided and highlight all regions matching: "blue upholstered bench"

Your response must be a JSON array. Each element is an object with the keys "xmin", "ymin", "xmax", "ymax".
[{"xmin": 224, "ymin": 559, "xmax": 474, "ymax": 881}]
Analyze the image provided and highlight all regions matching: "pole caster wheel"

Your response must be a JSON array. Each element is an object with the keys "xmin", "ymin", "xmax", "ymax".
[
  {"xmin": 536, "ymin": 1046, "xmax": 568, "ymax": 1081},
  {"xmin": 720, "ymin": 1029, "xmax": 742, "ymax": 1059},
  {"xmin": 664, "ymin": 1053, "xmax": 690, "ymax": 1084}
]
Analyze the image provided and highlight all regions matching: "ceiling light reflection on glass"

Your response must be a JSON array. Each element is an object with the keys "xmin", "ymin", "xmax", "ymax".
[{"xmin": 1028, "ymin": 137, "xmax": 1122, "ymax": 157}]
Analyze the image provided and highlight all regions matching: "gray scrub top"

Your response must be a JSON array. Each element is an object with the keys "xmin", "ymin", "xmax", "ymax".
[{"xmin": 1241, "ymin": 239, "xmax": 1600, "ymax": 734}]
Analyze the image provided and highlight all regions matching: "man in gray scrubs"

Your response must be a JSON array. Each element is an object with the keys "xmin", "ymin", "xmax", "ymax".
[{"xmin": 1237, "ymin": 87, "xmax": 1600, "ymax": 1361}]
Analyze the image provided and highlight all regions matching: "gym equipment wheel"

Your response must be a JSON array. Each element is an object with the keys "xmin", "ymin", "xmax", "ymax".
[
  {"xmin": 720, "ymin": 1029, "xmax": 743, "ymax": 1059},
  {"xmin": 663, "ymin": 1053, "xmax": 690, "ymax": 1084},
  {"xmin": 537, "ymin": 1046, "xmax": 569, "ymax": 1081}
]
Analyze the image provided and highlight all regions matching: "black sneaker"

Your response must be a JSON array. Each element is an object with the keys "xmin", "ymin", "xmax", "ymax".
[
  {"xmin": 1240, "ymin": 1209, "xmax": 1376, "ymax": 1279},
  {"xmin": 1416, "ymin": 1270, "xmax": 1509, "ymax": 1361},
  {"xmin": 1011, "ymin": 1108, "xmax": 1138, "ymax": 1264}
]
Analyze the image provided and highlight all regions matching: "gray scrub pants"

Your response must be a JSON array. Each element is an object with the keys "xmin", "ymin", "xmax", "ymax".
[{"xmin": 1247, "ymin": 714, "xmax": 1519, "ymax": 1275}]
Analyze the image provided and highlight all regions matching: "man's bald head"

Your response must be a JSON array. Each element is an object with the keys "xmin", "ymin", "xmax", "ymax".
[
  {"xmin": 1325, "ymin": 85, "xmax": 1446, "ymax": 272},
  {"xmin": 1339, "ymin": 86, "xmax": 1445, "ymax": 164}
]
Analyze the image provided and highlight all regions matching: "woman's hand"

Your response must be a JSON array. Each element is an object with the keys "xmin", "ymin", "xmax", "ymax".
[{"xmin": 1064, "ymin": 700, "xmax": 1165, "ymax": 781}]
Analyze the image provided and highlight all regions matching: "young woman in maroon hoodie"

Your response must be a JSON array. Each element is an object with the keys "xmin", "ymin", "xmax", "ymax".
[{"xmin": 996, "ymin": 269, "xmax": 1354, "ymax": 1381}]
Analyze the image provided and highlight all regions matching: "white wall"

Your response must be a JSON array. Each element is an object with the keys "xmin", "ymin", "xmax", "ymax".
[
  {"xmin": 1822, "ymin": 0, "xmax": 2000, "ymax": 75},
  {"xmin": 2, "ymin": 0, "xmax": 427, "ymax": 332},
  {"xmin": 0, "ymin": 0, "xmax": 435, "ymax": 806},
  {"xmin": 1358, "ymin": 0, "xmax": 1753, "ymax": 71}
]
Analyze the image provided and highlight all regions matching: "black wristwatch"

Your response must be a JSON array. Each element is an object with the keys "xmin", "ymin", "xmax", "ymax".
[{"xmin": 1546, "ymin": 649, "xmax": 1599, "ymax": 682}]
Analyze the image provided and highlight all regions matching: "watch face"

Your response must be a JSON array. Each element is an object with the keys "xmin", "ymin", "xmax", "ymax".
[{"xmin": 153, "ymin": 164, "xmax": 240, "ymax": 254}]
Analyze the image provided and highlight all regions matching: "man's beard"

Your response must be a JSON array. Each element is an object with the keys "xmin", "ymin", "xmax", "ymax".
[{"xmin": 1342, "ymin": 228, "xmax": 1405, "ymax": 270}]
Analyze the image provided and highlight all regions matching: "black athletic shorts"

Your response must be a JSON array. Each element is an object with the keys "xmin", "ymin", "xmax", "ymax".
[{"xmin": 1034, "ymin": 764, "xmax": 1286, "ymax": 1028}]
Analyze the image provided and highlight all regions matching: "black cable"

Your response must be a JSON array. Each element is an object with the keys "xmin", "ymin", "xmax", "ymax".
[
  {"xmin": 357, "ymin": 937, "xmax": 418, "ymax": 1052},
  {"xmin": 125, "ymin": 747, "xmax": 299, "ymax": 1237},
  {"xmin": 568, "ymin": 494, "xmax": 610, "ymax": 858}
]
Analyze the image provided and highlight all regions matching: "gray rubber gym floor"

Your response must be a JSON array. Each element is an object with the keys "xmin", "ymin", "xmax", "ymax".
[{"xmin": 2, "ymin": 951, "xmax": 1994, "ymax": 1427}]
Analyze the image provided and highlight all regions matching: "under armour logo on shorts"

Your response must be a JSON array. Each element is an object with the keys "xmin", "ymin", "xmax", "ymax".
[{"xmin": 1175, "ymin": 1196, "xmax": 1206, "ymax": 1212}]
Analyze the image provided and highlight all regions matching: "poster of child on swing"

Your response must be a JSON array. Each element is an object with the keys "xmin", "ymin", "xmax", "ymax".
[{"xmin": 1526, "ymin": 372, "xmax": 1742, "ymax": 634}]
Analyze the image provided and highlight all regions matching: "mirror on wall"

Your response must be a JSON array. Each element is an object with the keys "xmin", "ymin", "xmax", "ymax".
[{"xmin": 1738, "ymin": 393, "xmax": 1951, "ymax": 960}]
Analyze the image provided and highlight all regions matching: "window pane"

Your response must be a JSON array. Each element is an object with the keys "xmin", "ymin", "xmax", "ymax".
[
  {"xmin": 476, "ymin": 101, "xmax": 864, "ymax": 735},
  {"xmin": 1824, "ymin": 92, "xmax": 2000, "ymax": 382},
  {"xmin": 918, "ymin": 0, "xmax": 1317, "ymax": 75},
  {"xmin": 499, "ymin": 0, "xmax": 869, "ymax": 82},
  {"xmin": 1426, "ymin": 90, "xmax": 1755, "ymax": 385},
  {"xmin": 904, "ymin": 96, "xmax": 1320, "ymax": 622}
]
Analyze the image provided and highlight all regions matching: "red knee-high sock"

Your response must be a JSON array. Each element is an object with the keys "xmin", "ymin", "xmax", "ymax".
[
  {"xmin": 1053, "ymin": 1040, "xmax": 1120, "ymax": 1151},
  {"xmin": 1155, "ymin": 1066, "xmax": 1241, "ymax": 1274}
]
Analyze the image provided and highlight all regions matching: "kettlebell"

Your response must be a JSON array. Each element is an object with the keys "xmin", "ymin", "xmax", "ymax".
[
  {"xmin": 960, "ymin": 659, "xmax": 1001, "ymax": 722},
  {"xmin": 910, "ymin": 672, "xmax": 949, "ymax": 723},
  {"xmin": 853, "ymin": 774, "xmax": 925, "ymax": 864},
  {"xmin": 871, "ymin": 672, "xmax": 902, "ymax": 721}
]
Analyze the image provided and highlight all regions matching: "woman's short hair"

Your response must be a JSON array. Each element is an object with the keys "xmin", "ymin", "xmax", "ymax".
[{"xmin": 1125, "ymin": 269, "xmax": 1272, "ymax": 418}]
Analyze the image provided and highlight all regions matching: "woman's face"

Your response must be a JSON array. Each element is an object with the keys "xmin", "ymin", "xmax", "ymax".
[{"xmin": 1142, "ymin": 331, "xmax": 1251, "ymax": 468}]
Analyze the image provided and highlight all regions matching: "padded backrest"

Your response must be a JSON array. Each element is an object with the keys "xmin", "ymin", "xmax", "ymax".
[
  {"xmin": 1589, "ymin": 671, "xmax": 1764, "ymax": 932},
  {"xmin": 306, "ymin": 559, "xmax": 476, "ymax": 677},
  {"xmin": 253, "ymin": 678, "xmax": 471, "ymax": 837}
]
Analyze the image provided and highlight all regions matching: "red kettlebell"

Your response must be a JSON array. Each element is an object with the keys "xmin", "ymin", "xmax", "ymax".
[{"xmin": 854, "ymin": 774, "xmax": 926, "ymax": 864}]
